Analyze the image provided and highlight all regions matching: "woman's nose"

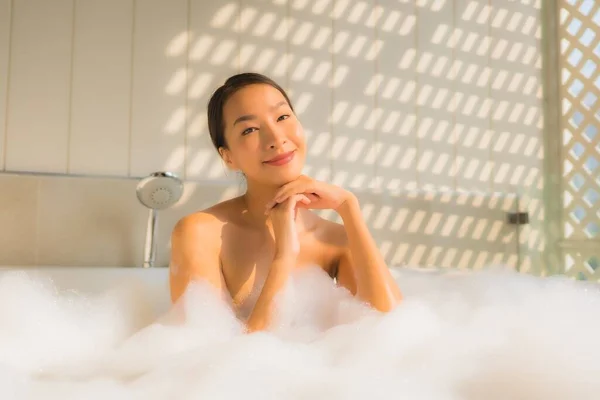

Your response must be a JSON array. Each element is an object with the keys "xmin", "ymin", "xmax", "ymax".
[{"xmin": 265, "ymin": 126, "xmax": 287, "ymax": 148}]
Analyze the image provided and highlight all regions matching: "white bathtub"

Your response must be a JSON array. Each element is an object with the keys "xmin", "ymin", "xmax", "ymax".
[
  {"xmin": 0, "ymin": 265, "xmax": 453, "ymax": 295},
  {"xmin": 0, "ymin": 264, "xmax": 456, "ymax": 319},
  {"xmin": 0, "ymin": 266, "xmax": 172, "ymax": 317},
  {"xmin": 0, "ymin": 266, "xmax": 169, "ymax": 289},
  {"xmin": 1, "ymin": 264, "xmax": 600, "ymax": 399}
]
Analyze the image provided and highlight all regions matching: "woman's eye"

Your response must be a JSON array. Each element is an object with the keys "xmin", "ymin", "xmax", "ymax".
[
  {"xmin": 242, "ymin": 127, "xmax": 255, "ymax": 136},
  {"xmin": 278, "ymin": 114, "xmax": 290, "ymax": 122}
]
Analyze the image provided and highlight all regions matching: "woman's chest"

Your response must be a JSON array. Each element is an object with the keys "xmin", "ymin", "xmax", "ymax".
[{"xmin": 219, "ymin": 230, "xmax": 337, "ymax": 313}]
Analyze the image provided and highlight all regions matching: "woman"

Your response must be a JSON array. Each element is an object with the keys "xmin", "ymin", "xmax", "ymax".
[{"xmin": 169, "ymin": 72, "xmax": 402, "ymax": 333}]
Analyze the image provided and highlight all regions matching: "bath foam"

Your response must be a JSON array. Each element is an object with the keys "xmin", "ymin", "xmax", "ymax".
[{"xmin": 0, "ymin": 266, "xmax": 599, "ymax": 399}]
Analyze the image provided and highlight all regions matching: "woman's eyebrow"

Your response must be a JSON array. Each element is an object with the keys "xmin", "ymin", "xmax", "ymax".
[{"xmin": 232, "ymin": 101, "xmax": 288, "ymax": 126}]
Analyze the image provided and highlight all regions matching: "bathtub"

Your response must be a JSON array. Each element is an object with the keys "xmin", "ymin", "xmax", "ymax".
[
  {"xmin": 0, "ymin": 266, "xmax": 169, "ymax": 290},
  {"xmin": 0, "ymin": 266, "xmax": 173, "ymax": 318},
  {"xmin": 0, "ymin": 264, "xmax": 454, "ymax": 306},
  {"xmin": 1, "ymin": 264, "xmax": 599, "ymax": 399}
]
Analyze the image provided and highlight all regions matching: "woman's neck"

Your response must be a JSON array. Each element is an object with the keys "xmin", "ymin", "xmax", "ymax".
[{"xmin": 241, "ymin": 185, "xmax": 277, "ymax": 227}]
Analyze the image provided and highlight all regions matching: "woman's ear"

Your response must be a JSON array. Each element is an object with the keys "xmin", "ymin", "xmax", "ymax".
[{"xmin": 218, "ymin": 147, "xmax": 237, "ymax": 170}]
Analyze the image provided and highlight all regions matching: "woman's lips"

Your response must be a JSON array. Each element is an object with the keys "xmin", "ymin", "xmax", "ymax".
[{"xmin": 263, "ymin": 150, "xmax": 295, "ymax": 166}]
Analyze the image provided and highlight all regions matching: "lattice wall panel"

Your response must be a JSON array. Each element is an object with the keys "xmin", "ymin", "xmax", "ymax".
[
  {"xmin": 565, "ymin": 252, "xmax": 599, "ymax": 280},
  {"xmin": 559, "ymin": 0, "xmax": 600, "ymax": 280}
]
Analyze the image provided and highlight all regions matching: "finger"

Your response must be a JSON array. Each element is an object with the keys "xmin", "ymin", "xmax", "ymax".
[
  {"xmin": 265, "ymin": 188, "xmax": 296, "ymax": 210},
  {"xmin": 272, "ymin": 182, "xmax": 295, "ymax": 201},
  {"xmin": 288, "ymin": 193, "xmax": 305, "ymax": 207},
  {"xmin": 274, "ymin": 188, "xmax": 295, "ymax": 204},
  {"xmin": 264, "ymin": 200, "xmax": 279, "ymax": 215},
  {"xmin": 276, "ymin": 179, "xmax": 314, "ymax": 203},
  {"xmin": 306, "ymin": 193, "xmax": 319, "ymax": 202},
  {"xmin": 296, "ymin": 195, "xmax": 312, "ymax": 209},
  {"xmin": 292, "ymin": 194, "xmax": 309, "ymax": 219},
  {"xmin": 284, "ymin": 193, "xmax": 307, "ymax": 211},
  {"xmin": 265, "ymin": 187, "xmax": 289, "ymax": 209},
  {"xmin": 297, "ymin": 193, "xmax": 311, "ymax": 204}
]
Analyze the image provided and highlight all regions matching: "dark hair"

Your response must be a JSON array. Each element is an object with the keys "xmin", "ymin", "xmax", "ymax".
[{"xmin": 207, "ymin": 72, "xmax": 295, "ymax": 151}]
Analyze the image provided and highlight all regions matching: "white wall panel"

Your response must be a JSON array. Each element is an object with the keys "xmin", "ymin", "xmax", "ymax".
[
  {"xmin": 5, "ymin": 0, "xmax": 73, "ymax": 173},
  {"xmin": 375, "ymin": 0, "xmax": 417, "ymax": 191},
  {"xmin": 239, "ymin": 0, "xmax": 288, "ymax": 81},
  {"xmin": 288, "ymin": 0, "xmax": 333, "ymax": 183},
  {"xmin": 68, "ymin": 0, "xmax": 133, "ymax": 176},
  {"xmin": 130, "ymin": 0, "xmax": 188, "ymax": 178},
  {"xmin": 490, "ymin": 0, "xmax": 543, "ymax": 194},
  {"xmin": 185, "ymin": 0, "xmax": 240, "ymax": 181},
  {"xmin": 0, "ymin": 0, "xmax": 11, "ymax": 171},
  {"xmin": 330, "ymin": 0, "xmax": 378, "ymax": 191},
  {"xmin": 454, "ymin": 0, "xmax": 492, "ymax": 192},
  {"xmin": 377, "ymin": 191, "xmax": 519, "ymax": 269},
  {"xmin": 415, "ymin": 0, "xmax": 455, "ymax": 191}
]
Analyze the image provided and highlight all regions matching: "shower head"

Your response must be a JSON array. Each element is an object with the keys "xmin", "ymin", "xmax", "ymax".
[{"xmin": 136, "ymin": 171, "xmax": 184, "ymax": 210}]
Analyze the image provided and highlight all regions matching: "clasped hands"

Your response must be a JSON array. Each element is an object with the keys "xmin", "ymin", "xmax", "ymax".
[{"xmin": 264, "ymin": 174, "xmax": 354, "ymax": 217}]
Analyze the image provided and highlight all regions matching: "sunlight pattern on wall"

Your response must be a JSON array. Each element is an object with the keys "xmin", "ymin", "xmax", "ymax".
[{"xmin": 0, "ymin": 0, "xmax": 544, "ymax": 271}]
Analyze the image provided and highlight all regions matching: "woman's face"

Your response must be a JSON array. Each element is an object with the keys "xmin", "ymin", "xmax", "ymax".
[{"xmin": 220, "ymin": 84, "xmax": 306, "ymax": 186}]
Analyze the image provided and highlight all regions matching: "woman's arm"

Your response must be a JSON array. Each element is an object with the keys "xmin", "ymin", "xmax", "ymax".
[
  {"xmin": 246, "ymin": 193, "xmax": 310, "ymax": 333},
  {"xmin": 244, "ymin": 255, "xmax": 295, "ymax": 333},
  {"xmin": 264, "ymin": 175, "xmax": 402, "ymax": 313},
  {"xmin": 169, "ymin": 213, "xmax": 228, "ymax": 304},
  {"xmin": 335, "ymin": 195, "xmax": 403, "ymax": 312}
]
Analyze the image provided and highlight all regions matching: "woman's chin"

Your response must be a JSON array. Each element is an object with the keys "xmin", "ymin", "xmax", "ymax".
[
  {"xmin": 272, "ymin": 171, "xmax": 303, "ymax": 185},
  {"xmin": 260, "ymin": 167, "xmax": 303, "ymax": 186}
]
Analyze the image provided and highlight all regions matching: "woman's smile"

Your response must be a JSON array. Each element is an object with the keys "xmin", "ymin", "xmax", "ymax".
[{"xmin": 263, "ymin": 150, "xmax": 296, "ymax": 167}]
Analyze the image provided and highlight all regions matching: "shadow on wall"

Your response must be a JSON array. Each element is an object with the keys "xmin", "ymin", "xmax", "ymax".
[
  {"xmin": 172, "ymin": 184, "xmax": 521, "ymax": 270},
  {"xmin": 0, "ymin": 1, "xmax": 541, "ymax": 271},
  {"xmin": 327, "ymin": 189, "xmax": 520, "ymax": 270},
  {"xmin": 0, "ymin": 173, "xmax": 520, "ymax": 269}
]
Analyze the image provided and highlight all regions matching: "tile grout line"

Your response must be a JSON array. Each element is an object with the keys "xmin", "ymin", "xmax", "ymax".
[
  {"xmin": 127, "ymin": 0, "xmax": 137, "ymax": 177},
  {"xmin": 183, "ymin": 0, "xmax": 191, "ymax": 181},
  {"xmin": 2, "ymin": 0, "xmax": 14, "ymax": 172},
  {"xmin": 329, "ymin": 0, "xmax": 335, "ymax": 184},
  {"xmin": 414, "ymin": 1, "xmax": 419, "ymax": 190},
  {"xmin": 34, "ymin": 177, "xmax": 41, "ymax": 265},
  {"xmin": 452, "ymin": 0, "xmax": 457, "ymax": 192},
  {"xmin": 237, "ymin": 0, "xmax": 241, "ymax": 74},
  {"xmin": 373, "ymin": 0, "xmax": 380, "ymax": 192},
  {"xmin": 489, "ymin": 0, "xmax": 494, "ymax": 194},
  {"xmin": 66, "ymin": 0, "xmax": 76, "ymax": 174}
]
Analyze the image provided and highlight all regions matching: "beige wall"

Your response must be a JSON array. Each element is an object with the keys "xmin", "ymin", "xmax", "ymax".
[
  {"xmin": 0, "ymin": 173, "xmax": 241, "ymax": 267},
  {"xmin": 0, "ymin": 0, "xmax": 545, "ymax": 272},
  {"xmin": 0, "ymin": 172, "xmax": 520, "ymax": 269}
]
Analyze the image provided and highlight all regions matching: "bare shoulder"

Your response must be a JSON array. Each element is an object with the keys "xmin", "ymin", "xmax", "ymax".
[
  {"xmin": 310, "ymin": 214, "xmax": 348, "ymax": 249},
  {"xmin": 170, "ymin": 197, "xmax": 244, "ymax": 263},
  {"xmin": 172, "ymin": 197, "xmax": 238, "ymax": 238}
]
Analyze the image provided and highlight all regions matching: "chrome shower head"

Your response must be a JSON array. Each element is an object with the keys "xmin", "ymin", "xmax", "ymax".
[
  {"xmin": 136, "ymin": 172, "xmax": 184, "ymax": 268},
  {"xmin": 136, "ymin": 172, "xmax": 183, "ymax": 210}
]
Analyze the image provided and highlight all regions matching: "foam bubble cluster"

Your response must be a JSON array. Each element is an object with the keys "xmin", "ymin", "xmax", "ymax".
[{"xmin": 1, "ymin": 266, "xmax": 600, "ymax": 400}]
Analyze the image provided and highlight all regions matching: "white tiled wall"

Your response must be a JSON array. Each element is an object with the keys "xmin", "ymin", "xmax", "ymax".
[
  {"xmin": 0, "ymin": 0, "xmax": 543, "ymax": 185},
  {"xmin": 69, "ymin": 0, "xmax": 133, "ymax": 175},
  {"xmin": 130, "ymin": 0, "xmax": 188, "ymax": 178},
  {"xmin": 0, "ymin": 0, "xmax": 545, "ymax": 271},
  {"xmin": 0, "ymin": 172, "xmax": 519, "ymax": 269},
  {"xmin": 4, "ymin": 0, "xmax": 73, "ymax": 172},
  {"xmin": 0, "ymin": 0, "xmax": 10, "ymax": 171}
]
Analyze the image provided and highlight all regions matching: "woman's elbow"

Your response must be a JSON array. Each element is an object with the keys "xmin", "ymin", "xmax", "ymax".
[{"xmin": 375, "ymin": 291, "xmax": 403, "ymax": 313}]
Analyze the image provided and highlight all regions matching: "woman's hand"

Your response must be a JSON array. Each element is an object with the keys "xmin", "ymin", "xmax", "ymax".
[
  {"xmin": 267, "ymin": 193, "xmax": 311, "ymax": 260},
  {"xmin": 265, "ymin": 175, "xmax": 354, "ymax": 213}
]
